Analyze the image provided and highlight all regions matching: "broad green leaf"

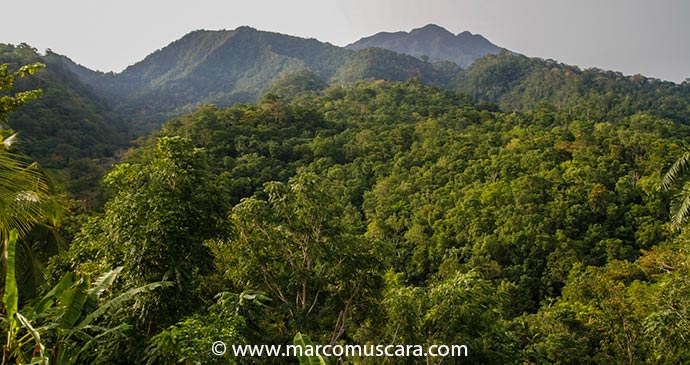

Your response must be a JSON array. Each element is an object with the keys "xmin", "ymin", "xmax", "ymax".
[
  {"xmin": 660, "ymin": 152, "xmax": 690, "ymax": 191},
  {"xmin": 3, "ymin": 230, "xmax": 19, "ymax": 323},
  {"xmin": 73, "ymin": 323, "xmax": 130, "ymax": 360},
  {"xmin": 87, "ymin": 267, "xmax": 123, "ymax": 299},
  {"xmin": 59, "ymin": 277, "xmax": 89, "ymax": 330},
  {"xmin": 33, "ymin": 271, "xmax": 73, "ymax": 315},
  {"xmin": 77, "ymin": 281, "xmax": 173, "ymax": 329},
  {"xmin": 293, "ymin": 332, "xmax": 327, "ymax": 365}
]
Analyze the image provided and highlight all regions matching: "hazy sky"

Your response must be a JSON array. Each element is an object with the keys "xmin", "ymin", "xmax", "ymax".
[{"xmin": 2, "ymin": 0, "xmax": 689, "ymax": 82}]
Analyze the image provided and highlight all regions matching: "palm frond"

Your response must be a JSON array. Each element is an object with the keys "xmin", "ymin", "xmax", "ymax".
[
  {"xmin": 670, "ymin": 186, "xmax": 690, "ymax": 230},
  {"xmin": 88, "ymin": 267, "xmax": 123, "ymax": 300},
  {"xmin": 661, "ymin": 152, "xmax": 690, "ymax": 191},
  {"xmin": 0, "ymin": 138, "xmax": 48, "ymax": 241}
]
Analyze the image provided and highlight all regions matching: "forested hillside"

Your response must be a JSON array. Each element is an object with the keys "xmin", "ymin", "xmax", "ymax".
[
  {"xmin": 60, "ymin": 27, "xmax": 458, "ymax": 133},
  {"xmin": 0, "ymin": 44, "xmax": 128, "ymax": 197},
  {"xmin": 18, "ymin": 80, "xmax": 684, "ymax": 364},
  {"xmin": 3, "ymin": 24, "xmax": 690, "ymax": 364},
  {"xmin": 46, "ymin": 26, "xmax": 690, "ymax": 138},
  {"xmin": 456, "ymin": 52, "xmax": 690, "ymax": 123}
]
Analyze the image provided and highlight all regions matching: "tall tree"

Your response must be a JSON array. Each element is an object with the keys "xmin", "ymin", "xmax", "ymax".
[
  {"xmin": 74, "ymin": 136, "xmax": 228, "ymax": 323},
  {"xmin": 216, "ymin": 172, "xmax": 384, "ymax": 343}
]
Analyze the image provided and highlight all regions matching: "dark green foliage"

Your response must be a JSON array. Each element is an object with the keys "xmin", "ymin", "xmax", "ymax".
[
  {"xmin": 3, "ymin": 253, "xmax": 170, "ymax": 365},
  {"xmin": 330, "ymin": 47, "xmax": 458, "ymax": 87},
  {"xmin": 456, "ymin": 52, "xmax": 690, "ymax": 124},
  {"xmin": 216, "ymin": 172, "xmax": 384, "ymax": 343},
  {"xmin": 145, "ymin": 292, "xmax": 252, "ymax": 365},
  {"xmin": 62, "ymin": 137, "xmax": 230, "ymax": 363},
  {"xmin": 75, "ymin": 136, "xmax": 228, "ymax": 321},
  {"xmin": 61, "ymin": 27, "xmax": 352, "ymax": 133},
  {"xmin": 0, "ymin": 43, "xmax": 128, "ymax": 199},
  {"xmin": 6, "ymin": 19, "xmax": 690, "ymax": 365},
  {"xmin": 266, "ymin": 69, "xmax": 328, "ymax": 99},
  {"xmin": 58, "ymin": 80, "xmax": 685, "ymax": 363},
  {"xmin": 60, "ymin": 27, "xmax": 459, "ymax": 133},
  {"xmin": 0, "ymin": 44, "xmax": 127, "ymax": 163},
  {"xmin": 11, "ymin": 54, "xmax": 690, "ymax": 363},
  {"xmin": 0, "ymin": 60, "xmax": 43, "ymax": 120},
  {"xmin": 51, "ymin": 26, "xmax": 690, "ymax": 145}
]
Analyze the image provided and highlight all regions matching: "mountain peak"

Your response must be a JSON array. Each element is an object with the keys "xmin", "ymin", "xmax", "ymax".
[
  {"xmin": 412, "ymin": 24, "xmax": 452, "ymax": 34},
  {"xmin": 234, "ymin": 25, "xmax": 257, "ymax": 33},
  {"xmin": 409, "ymin": 24, "xmax": 456, "ymax": 42},
  {"xmin": 346, "ymin": 25, "xmax": 507, "ymax": 68}
]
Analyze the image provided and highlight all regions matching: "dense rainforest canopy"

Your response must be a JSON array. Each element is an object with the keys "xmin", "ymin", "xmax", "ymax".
[{"xmin": 3, "ymin": 37, "xmax": 690, "ymax": 364}]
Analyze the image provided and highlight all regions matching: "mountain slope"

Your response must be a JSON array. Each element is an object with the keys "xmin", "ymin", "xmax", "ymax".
[
  {"xmin": 62, "ymin": 26, "xmax": 459, "ymax": 132},
  {"xmin": 331, "ymin": 47, "xmax": 460, "ymax": 87},
  {"xmin": 1, "ymin": 45, "xmax": 127, "ymax": 159},
  {"xmin": 455, "ymin": 52, "xmax": 690, "ymax": 123},
  {"xmin": 62, "ymin": 27, "xmax": 350, "ymax": 131},
  {"xmin": 0, "ymin": 43, "xmax": 129, "ymax": 197},
  {"xmin": 346, "ymin": 24, "xmax": 506, "ymax": 67},
  {"xmin": 56, "ymin": 25, "xmax": 690, "ymax": 135}
]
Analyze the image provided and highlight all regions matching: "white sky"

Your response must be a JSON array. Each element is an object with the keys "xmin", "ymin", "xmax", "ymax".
[{"xmin": 2, "ymin": 0, "xmax": 689, "ymax": 82}]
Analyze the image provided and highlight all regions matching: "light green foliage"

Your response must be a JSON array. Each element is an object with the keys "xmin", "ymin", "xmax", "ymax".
[
  {"xmin": 114, "ymin": 80, "xmax": 687, "ymax": 363},
  {"xmin": 522, "ymin": 262, "xmax": 648, "ymax": 364},
  {"xmin": 637, "ymin": 241, "xmax": 690, "ymax": 363},
  {"xmin": 0, "ymin": 61, "xmax": 43, "ymax": 120},
  {"xmin": 373, "ymin": 271, "xmax": 511, "ymax": 364},
  {"xmin": 61, "ymin": 136, "xmax": 231, "ymax": 363},
  {"xmin": 218, "ymin": 172, "xmax": 383, "ymax": 343},
  {"xmin": 145, "ymin": 292, "xmax": 255, "ymax": 365},
  {"xmin": 294, "ymin": 332, "xmax": 328, "ymax": 365},
  {"xmin": 12, "ymin": 75, "xmax": 690, "ymax": 363},
  {"xmin": 515, "ymin": 303, "xmax": 596, "ymax": 364}
]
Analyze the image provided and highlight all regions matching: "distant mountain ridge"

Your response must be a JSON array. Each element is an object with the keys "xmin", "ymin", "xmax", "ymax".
[
  {"xmin": 39, "ymin": 24, "xmax": 690, "ymax": 135},
  {"xmin": 56, "ymin": 24, "xmax": 690, "ymax": 133},
  {"xmin": 58, "ymin": 26, "xmax": 459, "ymax": 132},
  {"xmin": 346, "ymin": 24, "xmax": 506, "ymax": 67}
]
